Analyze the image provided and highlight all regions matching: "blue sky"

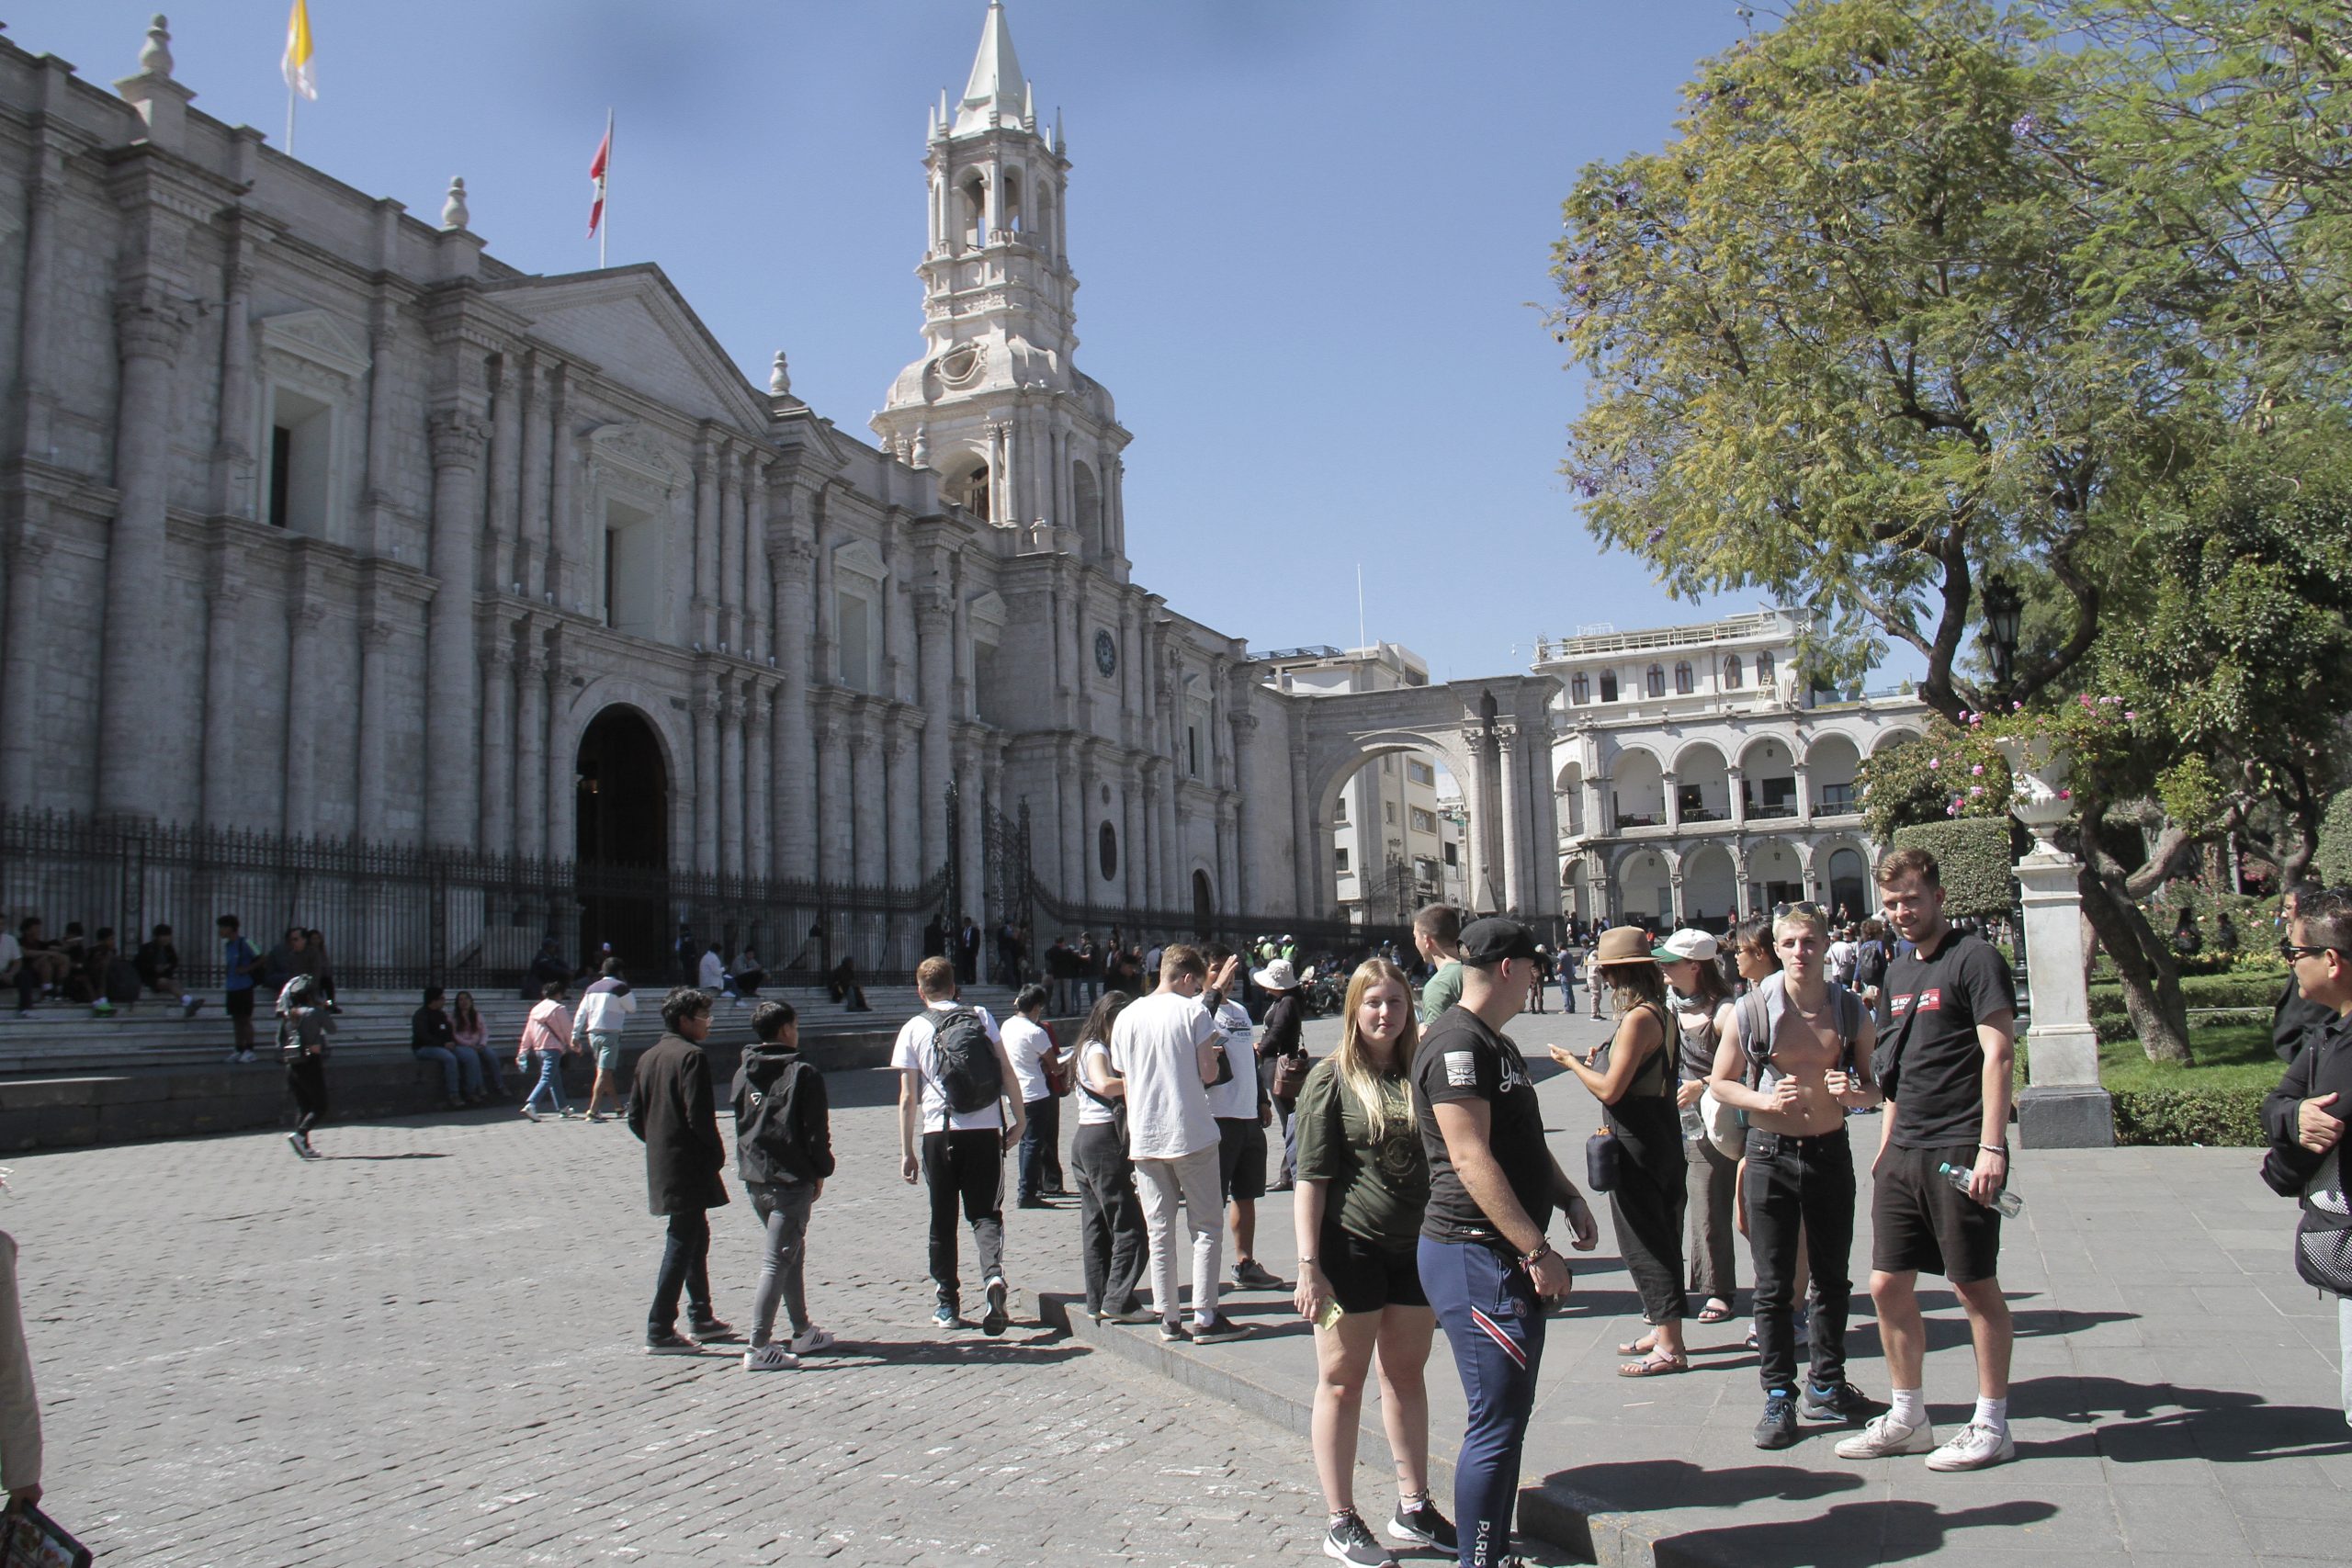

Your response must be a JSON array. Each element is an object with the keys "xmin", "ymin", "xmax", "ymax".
[{"xmin": 25, "ymin": 2, "xmax": 1906, "ymax": 687}]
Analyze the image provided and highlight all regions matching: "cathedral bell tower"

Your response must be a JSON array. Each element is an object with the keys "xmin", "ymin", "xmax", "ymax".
[{"xmin": 874, "ymin": 2, "xmax": 1130, "ymax": 573}]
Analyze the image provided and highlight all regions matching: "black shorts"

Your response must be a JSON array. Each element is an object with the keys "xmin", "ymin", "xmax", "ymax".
[
  {"xmin": 1319, "ymin": 1226, "xmax": 1428, "ymax": 1314},
  {"xmin": 1872, "ymin": 1143, "xmax": 2002, "ymax": 1284},
  {"xmin": 224, "ymin": 988, "xmax": 255, "ymax": 1019},
  {"xmin": 1216, "ymin": 1117, "xmax": 1268, "ymax": 1201}
]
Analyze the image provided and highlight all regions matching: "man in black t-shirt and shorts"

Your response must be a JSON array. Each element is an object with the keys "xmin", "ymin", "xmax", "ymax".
[
  {"xmin": 1414, "ymin": 918, "xmax": 1600, "ymax": 1568},
  {"xmin": 1837, "ymin": 846, "xmax": 2020, "ymax": 1472}
]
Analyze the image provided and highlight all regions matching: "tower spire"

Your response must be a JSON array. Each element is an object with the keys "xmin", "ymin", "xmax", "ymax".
[{"xmin": 955, "ymin": 0, "xmax": 1028, "ymax": 135}]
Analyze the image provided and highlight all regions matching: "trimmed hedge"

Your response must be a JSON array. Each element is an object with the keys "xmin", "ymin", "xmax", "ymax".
[
  {"xmin": 2109, "ymin": 1087, "xmax": 2267, "ymax": 1147},
  {"xmin": 2090, "ymin": 971, "xmax": 2282, "ymax": 1012},
  {"xmin": 2320, "ymin": 788, "xmax": 2352, "ymax": 889},
  {"xmin": 2090, "ymin": 1007, "xmax": 2266, "ymax": 1044},
  {"xmin": 1891, "ymin": 818, "xmax": 2011, "ymax": 917}
]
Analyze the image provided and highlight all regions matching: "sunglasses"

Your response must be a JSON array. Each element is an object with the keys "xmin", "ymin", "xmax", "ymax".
[{"xmin": 2281, "ymin": 940, "xmax": 2344, "ymax": 962}]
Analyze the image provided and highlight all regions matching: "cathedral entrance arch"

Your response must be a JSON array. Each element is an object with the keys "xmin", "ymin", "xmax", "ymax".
[
  {"xmin": 575, "ymin": 705, "xmax": 671, "ymax": 977},
  {"xmin": 1193, "ymin": 869, "xmax": 1215, "ymax": 938}
]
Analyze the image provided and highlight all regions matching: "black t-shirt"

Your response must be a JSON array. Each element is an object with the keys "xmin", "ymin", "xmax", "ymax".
[
  {"xmin": 1413, "ymin": 1005, "xmax": 1555, "ymax": 1244},
  {"xmin": 1875, "ymin": 929, "xmax": 2017, "ymax": 1150}
]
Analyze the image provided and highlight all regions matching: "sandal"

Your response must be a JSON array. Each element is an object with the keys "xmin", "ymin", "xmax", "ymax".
[
  {"xmin": 1697, "ymin": 1300, "xmax": 1734, "ymax": 1324},
  {"xmin": 1617, "ymin": 1334, "xmax": 1657, "ymax": 1356},
  {"xmin": 1616, "ymin": 1351, "xmax": 1690, "ymax": 1379}
]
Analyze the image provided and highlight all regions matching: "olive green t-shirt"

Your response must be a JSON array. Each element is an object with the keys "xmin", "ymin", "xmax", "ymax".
[
  {"xmin": 1419, "ymin": 959, "xmax": 1464, "ymax": 1027},
  {"xmin": 1294, "ymin": 1056, "xmax": 1430, "ymax": 1253}
]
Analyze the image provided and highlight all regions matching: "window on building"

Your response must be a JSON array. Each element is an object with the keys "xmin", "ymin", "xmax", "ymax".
[
  {"xmin": 1098, "ymin": 820, "xmax": 1118, "ymax": 882},
  {"xmin": 1724, "ymin": 657, "xmax": 1743, "ymax": 689},
  {"xmin": 1442, "ymin": 842, "xmax": 1458, "ymax": 867},
  {"xmin": 1333, "ymin": 795, "xmax": 1347, "ymax": 822},
  {"xmin": 1382, "ymin": 755, "xmax": 1395, "ymax": 775},
  {"xmin": 835, "ymin": 591, "xmax": 875, "ymax": 692},
  {"xmin": 1384, "ymin": 801, "xmax": 1396, "ymax": 825},
  {"xmin": 1187, "ymin": 724, "xmax": 1201, "ymax": 778},
  {"xmin": 1646, "ymin": 663, "xmax": 1667, "ymax": 698},
  {"xmin": 265, "ymin": 385, "xmax": 333, "ymax": 533},
  {"xmin": 1410, "ymin": 807, "xmax": 1436, "ymax": 834},
  {"xmin": 1571, "ymin": 672, "xmax": 1590, "ymax": 703},
  {"xmin": 1757, "ymin": 651, "xmax": 1775, "ymax": 688},
  {"xmin": 1407, "ymin": 759, "xmax": 1435, "ymax": 786},
  {"xmin": 1334, "ymin": 847, "xmax": 1351, "ymax": 873},
  {"xmin": 599, "ymin": 497, "xmax": 661, "ymax": 638},
  {"xmin": 1600, "ymin": 671, "xmax": 1619, "ymax": 703},
  {"xmin": 1674, "ymin": 660, "xmax": 1694, "ymax": 694}
]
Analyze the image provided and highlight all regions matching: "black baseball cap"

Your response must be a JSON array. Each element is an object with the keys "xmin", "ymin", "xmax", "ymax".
[{"xmin": 1459, "ymin": 917, "xmax": 1539, "ymax": 966}]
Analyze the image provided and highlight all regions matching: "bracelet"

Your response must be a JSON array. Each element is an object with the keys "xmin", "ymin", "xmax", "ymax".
[
  {"xmin": 1979, "ymin": 1145, "xmax": 2008, "ymax": 1156},
  {"xmin": 1520, "ymin": 1242, "xmax": 1556, "ymax": 1267},
  {"xmin": 1298, "ymin": 1257, "xmax": 1319, "ymax": 1269}
]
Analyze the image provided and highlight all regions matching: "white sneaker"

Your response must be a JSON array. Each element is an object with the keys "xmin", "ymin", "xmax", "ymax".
[
  {"xmin": 519, "ymin": 1104, "xmax": 540, "ymax": 1123},
  {"xmin": 741, "ymin": 1342, "xmax": 799, "ymax": 1372},
  {"xmin": 1835, "ymin": 1414, "xmax": 1938, "ymax": 1460},
  {"xmin": 1925, "ymin": 1422, "xmax": 2017, "ymax": 1472},
  {"xmin": 787, "ymin": 1325, "xmax": 835, "ymax": 1356}
]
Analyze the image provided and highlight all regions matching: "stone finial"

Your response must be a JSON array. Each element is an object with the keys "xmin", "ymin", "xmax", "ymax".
[
  {"xmin": 910, "ymin": 424, "xmax": 931, "ymax": 468},
  {"xmin": 769, "ymin": 349, "xmax": 792, "ymax": 397},
  {"xmin": 441, "ymin": 176, "xmax": 469, "ymax": 231},
  {"xmin": 140, "ymin": 15, "xmax": 174, "ymax": 77}
]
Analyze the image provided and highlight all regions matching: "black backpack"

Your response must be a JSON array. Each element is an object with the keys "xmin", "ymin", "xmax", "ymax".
[{"xmin": 930, "ymin": 1008, "xmax": 1002, "ymax": 1121}]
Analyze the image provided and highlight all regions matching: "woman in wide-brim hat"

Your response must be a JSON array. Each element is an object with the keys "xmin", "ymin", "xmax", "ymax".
[{"xmin": 1551, "ymin": 926, "xmax": 1690, "ymax": 1376}]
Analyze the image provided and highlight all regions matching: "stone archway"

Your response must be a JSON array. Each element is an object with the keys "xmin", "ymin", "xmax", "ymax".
[{"xmin": 575, "ymin": 705, "xmax": 672, "ymax": 977}]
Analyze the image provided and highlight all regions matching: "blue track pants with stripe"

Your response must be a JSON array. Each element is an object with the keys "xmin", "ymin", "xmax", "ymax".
[{"xmin": 1419, "ymin": 1235, "xmax": 1547, "ymax": 1568}]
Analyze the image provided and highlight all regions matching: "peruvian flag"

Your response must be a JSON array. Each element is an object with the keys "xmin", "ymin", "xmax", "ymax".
[{"xmin": 587, "ymin": 112, "xmax": 612, "ymax": 238}]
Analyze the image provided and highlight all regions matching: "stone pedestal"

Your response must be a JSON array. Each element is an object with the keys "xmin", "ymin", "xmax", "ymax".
[{"xmin": 2002, "ymin": 738, "xmax": 2114, "ymax": 1148}]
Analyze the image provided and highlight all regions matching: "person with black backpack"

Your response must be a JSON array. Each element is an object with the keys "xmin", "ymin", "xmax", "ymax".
[
  {"xmin": 893, "ymin": 956, "xmax": 1025, "ymax": 1334},
  {"xmin": 733, "ymin": 999, "xmax": 836, "ymax": 1371}
]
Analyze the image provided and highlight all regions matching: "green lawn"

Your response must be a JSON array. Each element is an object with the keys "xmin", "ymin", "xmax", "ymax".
[{"xmin": 2019, "ymin": 1020, "xmax": 2283, "ymax": 1096}]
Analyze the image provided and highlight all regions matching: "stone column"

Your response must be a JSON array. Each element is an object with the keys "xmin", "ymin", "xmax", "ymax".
[
  {"xmin": 192, "ymin": 546, "xmax": 243, "ymax": 825},
  {"xmin": 1078, "ymin": 747, "xmax": 1104, "ymax": 900},
  {"xmin": 745, "ymin": 689, "xmax": 772, "ymax": 887},
  {"xmin": 356, "ymin": 611, "xmax": 396, "ymax": 844},
  {"xmin": 1056, "ymin": 740, "xmax": 1083, "ymax": 903},
  {"xmin": 98, "ymin": 294, "xmax": 187, "ymax": 821},
  {"xmin": 1731, "ymin": 849, "xmax": 1751, "ymax": 918},
  {"xmin": 543, "ymin": 646, "xmax": 574, "ymax": 869},
  {"xmin": 424, "ymin": 406, "xmax": 488, "ymax": 846},
  {"xmin": 12, "ymin": 157, "xmax": 61, "ymax": 459},
  {"xmin": 1498, "ymin": 724, "xmax": 1526, "ymax": 918},
  {"xmin": 477, "ymin": 633, "xmax": 514, "ymax": 855},
  {"xmin": 208, "ymin": 206, "xmax": 259, "ymax": 521},
  {"xmin": 360, "ymin": 282, "xmax": 401, "ymax": 553},
  {"xmin": 853, "ymin": 717, "xmax": 887, "ymax": 886},
  {"xmin": 773, "ymin": 529, "xmax": 816, "ymax": 880},
  {"xmin": 0, "ymin": 525, "xmax": 52, "ymax": 807},
  {"xmin": 1464, "ymin": 737, "xmax": 1491, "ymax": 914},
  {"xmin": 915, "ymin": 590, "xmax": 954, "ymax": 875},
  {"xmin": 1289, "ymin": 736, "xmax": 1317, "ymax": 918},
  {"xmin": 887, "ymin": 723, "xmax": 922, "ymax": 887},
  {"xmin": 1216, "ymin": 802, "xmax": 1240, "ymax": 925},
  {"xmin": 514, "ymin": 358, "xmax": 548, "ymax": 593},
  {"xmin": 718, "ymin": 678, "xmax": 744, "ymax": 881},
  {"xmin": 956, "ymin": 739, "xmax": 986, "ymax": 929},
  {"xmin": 741, "ymin": 457, "xmax": 768, "ymax": 662},
  {"xmin": 545, "ymin": 368, "xmax": 575, "ymax": 609},
  {"xmin": 1157, "ymin": 760, "xmax": 1182, "ymax": 911},
  {"xmin": 1727, "ymin": 765, "xmax": 1747, "ymax": 827},
  {"xmin": 1227, "ymin": 713, "xmax": 1258, "ymax": 913},
  {"xmin": 692, "ymin": 679, "xmax": 719, "ymax": 875},
  {"xmin": 718, "ymin": 446, "xmax": 741, "ymax": 651},
  {"xmin": 280, "ymin": 601, "xmax": 329, "ymax": 838},
  {"xmin": 1661, "ymin": 769, "xmax": 1681, "ymax": 832},
  {"xmin": 1139, "ymin": 770, "xmax": 1163, "ymax": 914},
  {"xmin": 486, "ymin": 354, "xmax": 523, "ymax": 593},
  {"xmin": 1794, "ymin": 761, "xmax": 1815, "ymax": 825},
  {"xmin": 2008, "ymin": 751, "xmax": 2113, "ymax": 1146},
  {"xmin": 693, "ymin": 437, "xmax": 720, "ymax": 647},
  {"xmin": 514, "ymin": 646, "xmax": 548, "ymax": 860},
  {"xmin": 1122, "ymin": 766, "xmax": 1148, "ymax": 908},
  {"xmin": 815, "ymin": 703, "xmax": 851, "ymax": 885}
]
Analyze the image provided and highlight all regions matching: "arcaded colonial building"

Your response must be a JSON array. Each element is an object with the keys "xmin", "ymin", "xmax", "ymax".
[{"xmin": 1536, "ymin": 608, "xmax": 1928, "ymax": 930}]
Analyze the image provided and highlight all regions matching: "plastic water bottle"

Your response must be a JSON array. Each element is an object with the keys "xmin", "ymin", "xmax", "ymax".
[
  {"xmin": 1680, "ymin": 1102, "xmax": 1706, "ymax": 1143},
  {"xmin": 1938, "ymin": 1161, "xmax": 2024, "ymax": 1217}
]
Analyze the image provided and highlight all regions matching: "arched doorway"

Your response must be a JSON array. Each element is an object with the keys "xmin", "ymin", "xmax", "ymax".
[
  {"xmin": 1193, "ymin": 870, "xmax": 1215, "ymax": 939},
  {"xmin": 575, "ymin": 705, "xmax": 670, "ymax": 979}
]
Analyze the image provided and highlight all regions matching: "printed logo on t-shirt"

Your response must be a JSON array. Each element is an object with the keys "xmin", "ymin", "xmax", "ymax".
[
  {"xmin": 1443, "ymin": 1051, "xmax": 1478, "ymax": 1088},
  {"xmin": 1889, "ymin": 992, "xmax": 1913, "ymax": 1016},
  {"xmin": 1913, "ymin": 987, "xmax": 1942, "ymax": 1012}
]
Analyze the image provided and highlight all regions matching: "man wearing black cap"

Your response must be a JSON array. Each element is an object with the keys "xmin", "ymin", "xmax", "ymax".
[{"xmin": 1414, "ymin": 916, "xmax": 1600, "ymax": 1568}]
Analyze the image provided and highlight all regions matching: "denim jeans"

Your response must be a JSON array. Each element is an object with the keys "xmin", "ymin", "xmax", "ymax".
[
  {"xmin": 523, "ymin": 1049, "xmax": 570, "ymax": 1114},
  {"xmin": 747, "ymin": 1181, "xmax": 816, "ymax": 1347},
  {"xmin": 1072, "ymin": 1121, "xmax": 1146, "ymax": 1314},
  {"xmin": 457, "ymin": 1044, "xmax": 506, "ymax": 1095},
  {"xmin": 1743, "ymin": 1126, "xmax": 1854, "ymax": 1394},
  {"xmin": 413, "ymin": 1044, "xmax": 479, "ymax": 1100},
  {"xmin": 649, "ymin": 1207, "xmax": 713, "ymax": 1333},
  {"xmin": 1017, "ymin": 1095, "xmax": 1060, "ymax": 1201}
]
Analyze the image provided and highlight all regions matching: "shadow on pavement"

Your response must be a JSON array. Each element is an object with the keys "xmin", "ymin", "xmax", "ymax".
[
  {"xmin": 1548, "ymin": 1459, "xmax": 1864, "ymax": 1513},
  {"xmin": 820, "ymin": 1335, "xmax": 1092, "ymax": 1369},
  {"xmin": 321, "ymin": 1151, "xmax": 449, "ymax": 1161},
  {"xmin": 1653, "ymin": 1497, "xmax": 2059, "ymax": 1568},
  {"xmin": 2013, "ymin": 1374, "xmax": 2352, "ymax": 1463}
]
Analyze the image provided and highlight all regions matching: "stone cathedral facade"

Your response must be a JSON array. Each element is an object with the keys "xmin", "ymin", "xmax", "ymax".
[{"xmin": 0, "ymin": 7, "xmax": 1345, "ymax": 944}]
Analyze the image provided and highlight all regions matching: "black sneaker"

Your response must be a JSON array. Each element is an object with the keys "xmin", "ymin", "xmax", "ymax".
[
  {"xmin": 1159, "ymin": 1317, "xmax": 1189, "ymax": 1343},
  {"xmin": 1190, "ymin": 1314, "xmax": 1250, "ymax": 1344},
  {"xmin": 1754, "ymin": 1388, "xmax": 1799, "ymax": 1450},
  {"xmin": 644, "ymin": 1327, "xmax": 700, "ymax": 1355},
  {"xmin": 688, "ymin": 1316, "xmax": 742, "ymax": 1345},
  {"xmin": 1322, "ymin": 1509, "xmax": 1389, "ymax": 1566},
  {"xmin": 1802, "ymin": 1382, "xmax": 1880, "ymax": 1424},
  {"xmin": 981, "ymin": 1277, "xmax": 1009, "ymax": 1337},
  {"xmin": 1387, "ymin": 1496, "xmax": 1457, "ymax": 1551}
]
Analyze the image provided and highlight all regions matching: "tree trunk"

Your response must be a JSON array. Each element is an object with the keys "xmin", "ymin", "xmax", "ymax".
[{"xmin": 2074, "ymin": 798, "xmax": 2198, "ymax": 1066}]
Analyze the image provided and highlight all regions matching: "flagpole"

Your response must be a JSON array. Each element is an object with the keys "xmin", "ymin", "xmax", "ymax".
[
  {"xmin": 286, "ymin": 86, "xmax": 296, "ymax": 155},
  {"xmin": 599, "ymin": 109, "xmax": 612, "ymax": 269}
]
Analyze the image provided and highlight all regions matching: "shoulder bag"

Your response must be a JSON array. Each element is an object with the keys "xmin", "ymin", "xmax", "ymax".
[{"xmin": 1041, "ymin": 1022, "xmax": 1075, "ymax": 1098}]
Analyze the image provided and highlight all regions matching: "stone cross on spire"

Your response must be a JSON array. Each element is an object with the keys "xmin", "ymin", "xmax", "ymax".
[{"xmin": 954, "ymin": 1, "xmax": 1031, "ymax": 136}]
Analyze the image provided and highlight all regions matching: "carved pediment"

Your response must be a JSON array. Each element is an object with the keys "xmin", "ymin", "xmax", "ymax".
[
  {"xmin": 258, "ymin": 310, "xmax": 371, "ymax": 380},
  {"xmin": 832, "ymin": 538, "xmax": 888, "ymax": 583},
  {"xmin": 967, "ymin": 589, "xmax": 1007, "ymax": 630},
  {"xmin": 587, "ymin": 422, "xmax": 686, "ymax": 494}
]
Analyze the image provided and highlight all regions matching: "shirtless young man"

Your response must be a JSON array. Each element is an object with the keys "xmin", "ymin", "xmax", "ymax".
[{"xmin": 1712, "ymin": 903, "xmax": 1882, "ymax": 1450}]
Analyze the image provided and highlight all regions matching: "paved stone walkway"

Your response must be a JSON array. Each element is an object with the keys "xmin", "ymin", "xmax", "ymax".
[{"xmin": 4, "ymin": 1055, "xmax": 1339, "ymax": 1567}]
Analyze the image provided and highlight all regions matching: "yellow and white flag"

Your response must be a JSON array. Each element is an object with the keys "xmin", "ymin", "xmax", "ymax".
[{"xmin": 282, "ymin": 0, "xmax": 317, "ymax": 100}]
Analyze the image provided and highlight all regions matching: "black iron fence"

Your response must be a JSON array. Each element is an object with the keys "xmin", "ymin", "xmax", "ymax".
[{"xmin": 0, "ymin": 808, "xmax": 951, "ymax": 993}]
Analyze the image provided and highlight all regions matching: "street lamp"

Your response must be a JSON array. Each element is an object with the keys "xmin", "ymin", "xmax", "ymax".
[{"xmin": 1981, "ymin": 574, "xmax": 2023, "ymax": 699}]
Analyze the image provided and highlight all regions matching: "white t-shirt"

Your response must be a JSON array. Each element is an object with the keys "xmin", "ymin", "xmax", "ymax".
[
  {"xmin": 1109, "ymin": 989, "xmax": 1218, "ymax": 1161},
  {"xmin": 1076, "ymin": 1039, "xmax": 1117, "ymax": 1128},
  {"xmin": 1003, "ymin": 1014, "xmax": 1057, "ymax": 1103},
  {"xmin": 1204, "ymin": 998, "xmax": 1259, "ymax": 1121},
  {"xmin": 697, "ymin": 951, "xmax": 727, "ymax": 991},
  {"xmin": 891, "ymin": 1001, "xmax": 1007, "ymax": 1133}
]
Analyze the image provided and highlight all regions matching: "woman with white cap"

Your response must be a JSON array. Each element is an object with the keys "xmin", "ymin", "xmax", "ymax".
[
  {"xmin": 1552, "ymin": 927, "xmax": 1690, "ymax": 1376},
  {"xmin": 1657, "ymin": 928, "xmax": 1738, "ymax": 1325},
  {"xmin": 1252, "ymin": 955, "xmax": 1306, "ymax": 1190}
]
